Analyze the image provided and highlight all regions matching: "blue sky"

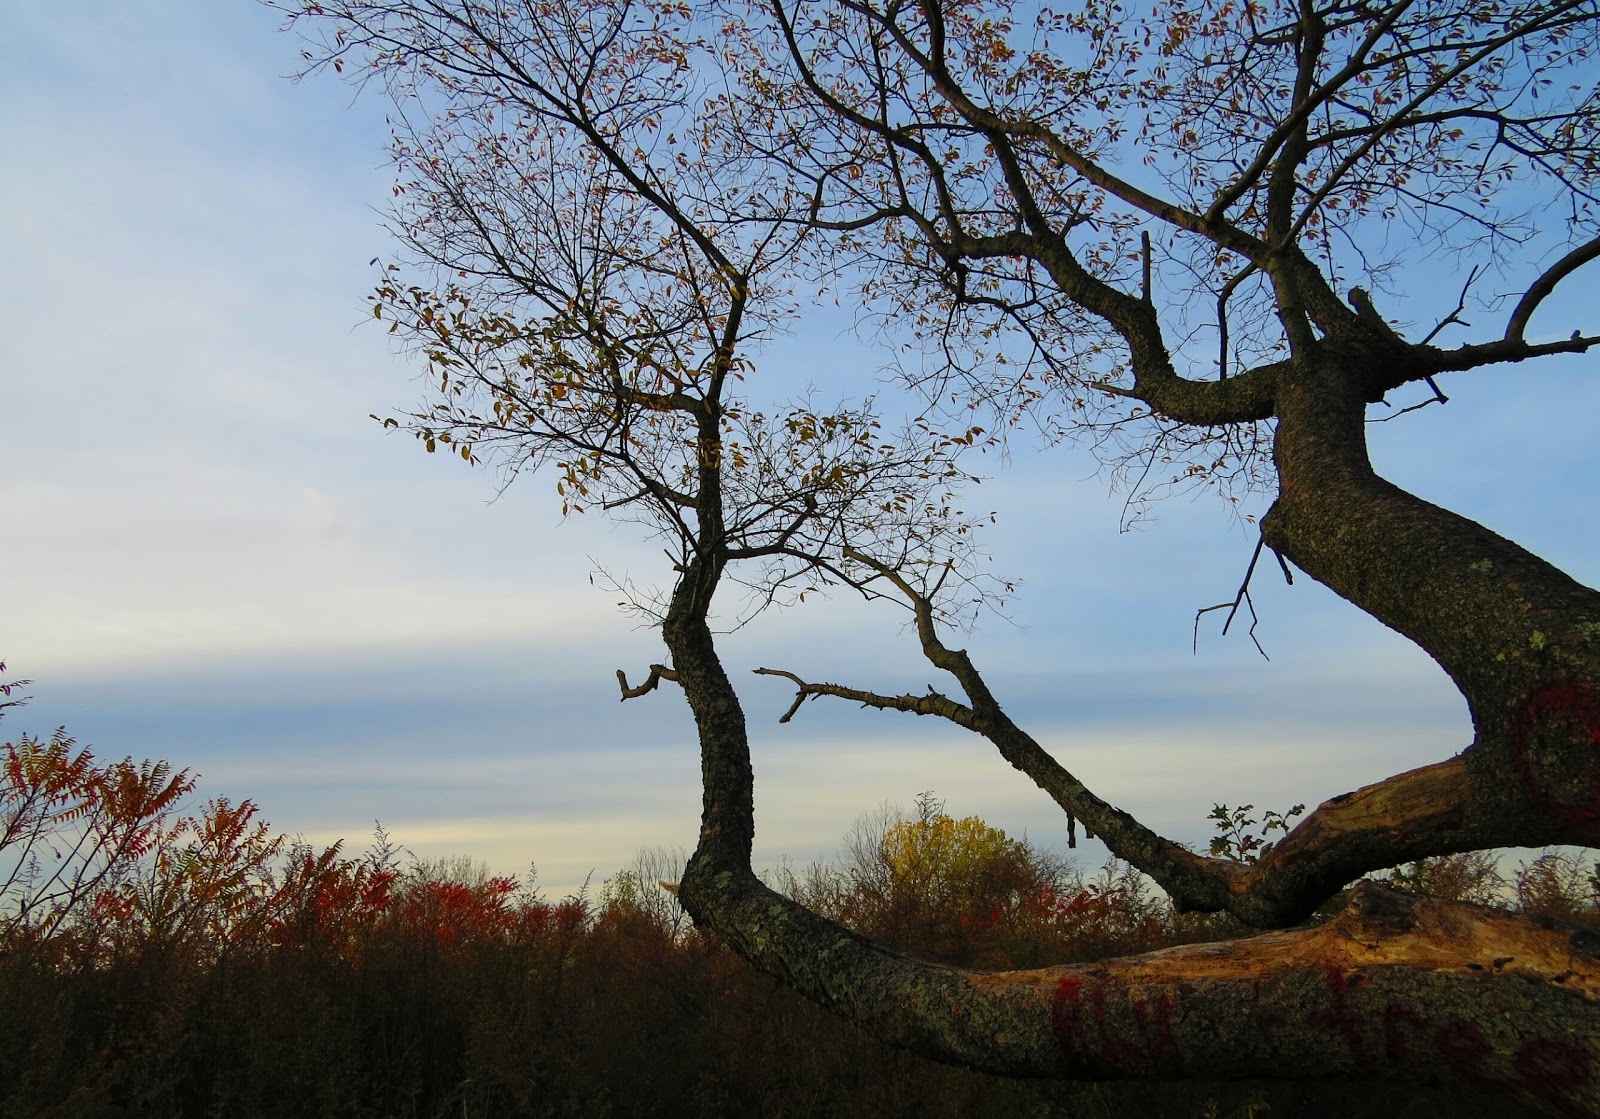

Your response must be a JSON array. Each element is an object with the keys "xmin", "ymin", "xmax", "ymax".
[{"xmin": 4, "ymin": 1, "xmax": 1597, "ymax": 896}]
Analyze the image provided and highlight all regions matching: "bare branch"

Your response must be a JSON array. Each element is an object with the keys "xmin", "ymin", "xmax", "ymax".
[
  {"xmin": 753, "ymin": 667, "xmax": 973, "ymax": 726},
  {"xmin": 1215, "ymin": 262, "xmax": 1258, "ymax": 380},
  {"xmin": 1505, "ymin": 234, "xmax": 1600, "ymax": 345},
  {"xmin": 1371, "ymin": 377, "xmax": 1449, "ymax": 424},
  {"xmin": 1423, "ymin": 330, "xmax": 1600, "ymax": 374},
  {"xmin": 1140, "ymin": 230, "xmax": 1153, "ymax": 305},
  {"xmin": 1419, "ymin": 265, "xmax": 1482, "ymax": 346},
  {"xmin": 838, "ymin": 548, "xmax": 1248, "ymax": 916},
  {"xmin": 1193, "ymin": 536, "xmax": 1271, "ymax": 660},
  {"xmin": 616, "ymin": 664, "xmax": 680, "ymax": 700}
]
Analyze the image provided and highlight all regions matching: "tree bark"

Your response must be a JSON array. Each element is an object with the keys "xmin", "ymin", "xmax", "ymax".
[
  {"xmin": 1256, "ymin": 351, "xmax": 1600, "ymax": 889},
  {"xmin": 666, "ymin": 586, "xmax": 1600, "ymax": 1116}
]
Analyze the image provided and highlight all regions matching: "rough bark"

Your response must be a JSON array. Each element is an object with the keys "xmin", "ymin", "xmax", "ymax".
[
  {"xmin": 645, "ymin": 309, "xmax": 1600, "ymax": 1116},
  {"xmin": 645, "ymin": 317, "xmax": 1600, "ymax": 1117},
  {"xmin": 1253, "ymin": 349, "xmax": 1600, "ymax": 907},
  {"xmin": 667, "ymin": 588, "xmax": 1600, "ymax": 1115}
]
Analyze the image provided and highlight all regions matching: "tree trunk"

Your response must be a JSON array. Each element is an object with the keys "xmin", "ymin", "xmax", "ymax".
[
  {"xmin": 1251, "ymin": 353, "xmax": 1600, "ymax": 903},
  {"xmin": 667, "ymin": 596, "xmax": 1600, "ymax": 1117}
]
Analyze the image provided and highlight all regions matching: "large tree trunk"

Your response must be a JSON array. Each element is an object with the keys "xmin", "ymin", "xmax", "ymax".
[
  {"xmin": 683, "ymin": 861, "xmax": 1600, "ymax": 1116},
  {"xmin": 1248, "ymin": 353, "xmax": 1600, "ymax": 908},
  {"xmin": 664, "ymin": 474, "xmax": 1600, "ymax": 1115}
]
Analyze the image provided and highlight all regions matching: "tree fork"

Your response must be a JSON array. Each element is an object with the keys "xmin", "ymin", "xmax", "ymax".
[{"xmin": 668, "ymin": 586, "xmax": 1600, "ymax": 1115}]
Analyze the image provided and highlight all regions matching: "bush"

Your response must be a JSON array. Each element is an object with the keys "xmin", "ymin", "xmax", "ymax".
[{"xmin": 0, "ymin": 697, "xmax": 1559, "ymax": 1119}]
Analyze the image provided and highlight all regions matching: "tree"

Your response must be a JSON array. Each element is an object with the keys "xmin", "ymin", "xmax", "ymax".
[
  {"xmin": 274, "ymin": 0, "xmax": 1600, "ymax": 1111},
  {"xmin": 785, "ymin": 796, "xmax": 1073, "ymax": 967}
]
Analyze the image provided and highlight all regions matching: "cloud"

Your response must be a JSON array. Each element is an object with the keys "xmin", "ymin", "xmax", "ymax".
[
  {"xmin": 2, "ymin": 5, "xmax": 675, "ymax": 675},
  {"xmin": 10, "ymin": 628, "xmax": 1468, "ymax": 898}
]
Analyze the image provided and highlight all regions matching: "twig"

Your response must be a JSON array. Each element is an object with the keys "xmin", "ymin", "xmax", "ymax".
[
  {"xmin": 1272, "ymin": 546, "xmax": 1294, "ymax": 585},
  {"xmin": 1420, "ymin": 265, "xmax": 1481, "ymax": 345},
  {"xmin": 1140, "ymin": 230, "xmax": 1153, "ymax": 304},
  {"xmin": 1216, "ymin": 262, "xmax": 1257, "ymax": 380},
  {"xmin": 1194, "ymin": 536, "xmax": 1271, "ymax": 660},
  {"xmin": 1371, "ymin": 375, "xmax": 1449, "ymax": 424},
  {"xmin": 753, "ymin": 667, "xmax": 974, "ymax": 727}
]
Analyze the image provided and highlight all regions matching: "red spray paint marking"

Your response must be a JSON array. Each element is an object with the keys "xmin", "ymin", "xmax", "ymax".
[
  {"xmin": 1435, "ymin": 1019, "xmax": 1496, "ymax": 1087},
  {"xmin": 1050, "ymin": 971, "xmax": 1591, "ymax": 1111},
  {"xmin": 1510, "ymin": 682, "xmax": 1600, "ymax": 829},
  {"xmin": 1382, "ymin": 1002, "xmax": 1427, "ymax": 1063},
  {"xmin": 1306, "ymin": 968, "xmax": 1371, "ymax": 1068},
  {"xmin": 1132, "ymin": 991, "xmax": 1183, "ymax": 1064},
  {"xmin": 1090, "ymin": 982, "xmax": 1144, "ymax": 1064},
  {"xmin": 1399, "ymin": 1009, "xmax": 1590, "ymax": 1114},
  {"xmin": 1514, "ymin": 1039, "xmax": 1593, "ymax": 1119},
  {"xmin": 1051, "ymin": 977, "xmax": 1089, "ymax": 1056},
  {"xmin": 1050, "ymin": 976, "xmax": 1179, "ymax": 1067},
  {"xmin": 1304, "ymin": 977, "xmax": 1591, "ymax": 1111}
]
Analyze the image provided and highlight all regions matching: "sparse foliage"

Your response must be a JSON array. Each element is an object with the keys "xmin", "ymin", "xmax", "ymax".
[
  {"xmin": 1, "ymin": 719, "xmax": 195, "ymax": 944},
  {"xmin": 1207, "ymin": 802, "xmax": 1307, "ymax": 865},
  {"xmin": 1514, "ymin": 848, "xmax": 1600, "ymax": 927},
  {"xmin": 1379, "ymin": 850, "xmax": 1508, "ymax": 908}
]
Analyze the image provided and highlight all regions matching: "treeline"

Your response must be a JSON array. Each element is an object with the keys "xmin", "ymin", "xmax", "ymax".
[{"xmin": 3, "ymin": 724, "xmax": 1592, "ymax": 1117}]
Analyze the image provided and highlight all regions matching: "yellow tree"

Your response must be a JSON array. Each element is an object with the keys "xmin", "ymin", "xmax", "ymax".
[{"xmin": 822, "ymin": 801, "xmax": 1055, "ymax": 966}]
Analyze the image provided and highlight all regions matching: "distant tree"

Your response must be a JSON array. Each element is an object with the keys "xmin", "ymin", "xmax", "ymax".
[
  {"xmin": 786, "ymin": 798, "xmax": 1067, "ymax": 966},
  {"xmin": 276, "ymin": 1, "xmax": 1600, "ymax": 1111}
]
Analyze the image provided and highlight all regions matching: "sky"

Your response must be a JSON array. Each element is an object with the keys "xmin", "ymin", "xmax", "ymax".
[{"xmin": 4, "ymin": 1, "xmax": 1598, "ymax": 898}]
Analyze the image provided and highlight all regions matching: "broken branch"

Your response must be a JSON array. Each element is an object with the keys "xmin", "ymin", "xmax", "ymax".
[{"xmin": 616, "ymin": 663, "xmax": 680, "ymax": 700}]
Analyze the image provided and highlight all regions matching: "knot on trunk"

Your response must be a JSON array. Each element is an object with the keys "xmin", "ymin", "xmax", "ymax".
[{"xmin": 1338, "ymin": 881, "xmax": 1421, "ymax": 941}]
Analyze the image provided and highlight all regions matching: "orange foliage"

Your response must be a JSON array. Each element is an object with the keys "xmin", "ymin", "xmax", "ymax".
[
  {"xmin": 0, "ymin": 718, "xmax": 1580, "ymax": 1119},
  {"xmin": 2, "ymin": 728, "xmax": 195, "ymax": 943}
]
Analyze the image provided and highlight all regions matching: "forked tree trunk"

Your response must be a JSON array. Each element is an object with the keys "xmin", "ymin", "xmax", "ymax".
[
  {"xmin": 669, "ymin": 602, "xmax": 1600, "ymax": 1114},
  {"xmin": 662, "ymin": 343, "xmax": 1600, "ymax": 1114},
  {"xmin": 671, "ymin": 628, "xmax": 1600, "ymax": 1113},
  {"xmin": 1263, "ymin": 357, "xmax": 1600, "ymax": 855}
]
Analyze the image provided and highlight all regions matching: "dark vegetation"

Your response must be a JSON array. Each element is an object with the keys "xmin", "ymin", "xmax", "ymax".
[{"xmin": 4, "ymin": 683, "xmax": 1592, "ymax": 1118}]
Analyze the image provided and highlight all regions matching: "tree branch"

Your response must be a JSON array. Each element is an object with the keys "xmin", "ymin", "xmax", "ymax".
[
  {"xmin": 835, "ymin": 547, "xmax": 1249, "ymax": 915},
  {"xmin": 753, "ymin": 667, "xmax": 974, "ymax": 727},
  {"xmin": 681, "ymin": 848, "xmax": 1600, "ymax": 1115},
  {"xmin": 1423, "ymin": 331, "xmax": 1600, "ymax": 375},
  {"xmin": 1505, "ymin": 234, "xmax": 1600, "ymax": 345},
  {"xmin": 616, "ymin": 663, "xmax": 680, "ymax": 700},
  {"xmin": 1193, "ymin": 535, "xmax": 1275, "ymax": 661}
]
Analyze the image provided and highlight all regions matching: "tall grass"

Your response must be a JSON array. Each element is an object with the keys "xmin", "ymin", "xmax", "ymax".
[{"xmin": 2, "ymin": 703, "xmax": 1580, "ymax": 1117}]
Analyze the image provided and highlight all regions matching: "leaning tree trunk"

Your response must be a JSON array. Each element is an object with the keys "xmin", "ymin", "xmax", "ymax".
[
  {"xmin": 662, "ymin": 344, "xmax": 1600, "ymax": 1114},
  {"xmin": 1261, "ymin": 350, "xmax": 1600, "ymax": 861},
  {"xmin": 672, "ymin": 643, "xmax": 1600, "ymax": 1113},
  {"xmin": 670, "ymin": 586, "xmax": 1600, "ymax": 1115}
]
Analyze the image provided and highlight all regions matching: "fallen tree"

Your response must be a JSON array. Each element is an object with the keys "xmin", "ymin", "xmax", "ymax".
[{"xmin": 277, "ymin": 0, "xmax": 1600, "ymax": 1111}]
